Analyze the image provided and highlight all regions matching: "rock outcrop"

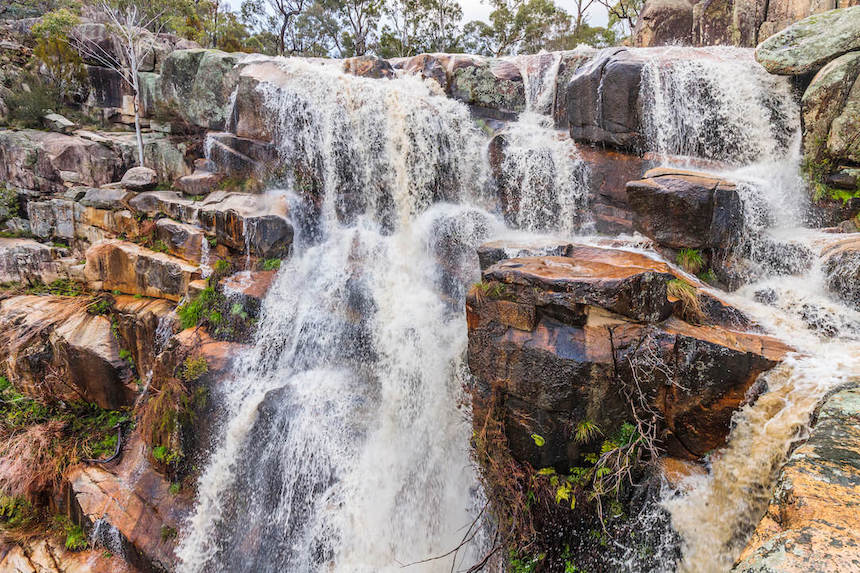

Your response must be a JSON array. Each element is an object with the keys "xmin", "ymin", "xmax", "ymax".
[
  {"xmin": 467, "ymin": 243, "xmax": 789, "ymax": 469},
  {"xmin": 755, "ymin": 5, "xmax": 860, "ymax": 75},
  {"xmin": 626, "ymin": 168, "xmax": 743, "ymax": 249},
  {"xmin": 0, "ymin": 296, "xmax": 137, "ymax": 409},
  {"xmin": 735, "ymin": 385, "xmax": 860, "ymax": 572},
  {"xmin": 84, "ymin": 240, "xmax": 202, "ymax": 302}
]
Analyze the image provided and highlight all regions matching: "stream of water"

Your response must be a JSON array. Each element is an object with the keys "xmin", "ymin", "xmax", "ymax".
[{"xmin": 177, "ymin": 48, "xmax": 859, "ymax": 573}]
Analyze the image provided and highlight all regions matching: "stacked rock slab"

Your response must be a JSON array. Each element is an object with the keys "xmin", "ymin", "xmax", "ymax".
[{"xmin": 467, "ymin": 242, "xmax": 789, "ymax": 470}]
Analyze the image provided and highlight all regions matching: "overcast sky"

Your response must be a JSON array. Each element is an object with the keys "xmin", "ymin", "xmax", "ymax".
[{"xmin": 227, "ymin": 0, "xmax": 611, "ymax": 28}]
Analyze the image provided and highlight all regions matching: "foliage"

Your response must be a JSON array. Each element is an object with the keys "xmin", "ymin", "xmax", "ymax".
[
  {"xmin": 675, "ymin": 248, "xmax": 704, "ymax": 275},
  {"xmin": 56, "ymin": 516, "xmax": 88, "ymax": 551},
  {"xmin": 260, "ymin": 258, "xmax": 282, "ymax": 271},
  {"xmin": 177, "ymin": 286, "xmax": 218, "ymax": 329},
  {"xmin": 31, "ymin": 9, "xmax": 89, "ymax": 104},
  {"xmin": 86, "ymin": 295, "xmax": 114, "ymax": 316},
  {"xmin": 180, "ymin": 356, "xmax": 209, "ymax": 382},
  {"xmin": 3, "ymin": 73, "xmax": 62, "ymax": 129},
  {"xmin": 0, "ymin": 377, "xmax": 130, "ymax": 500},
  {"xmin": 0, "ymin": 495, "xmax": 38, "ymax": 531},
  {"xmin": 25, "ymin": 278, "xmax": 85, "ymax": 297},
  {"xmin": 462, "ymin": 0, "xmax": 569, "ymax": 56},
  {"xmin": 667, "ymin": 278, "xmax": 705, "ymax": 324},
  {"xmin": 150, "ymin": 239, "xmax": 170, "ymax": 254}
]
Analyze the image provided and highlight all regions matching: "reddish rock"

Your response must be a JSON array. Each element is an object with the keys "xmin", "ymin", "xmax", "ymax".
[
  {"xmin": 342, "ymin": 55, "xmax": 394, "ymax": 79},
  {"xmin": 467, "ymin": 244, "xmax": 789, "ymax": 469},
  {"xmin": 0, "ymin": 296, "xmax": 137, "ymax": 409},
  {"xmin": 67, "ymin": 433, "xmax": 191, "ymax": 573},
  {"xmin": 84, "ymin": 240, "xmax": 202, "ymax": 302}
]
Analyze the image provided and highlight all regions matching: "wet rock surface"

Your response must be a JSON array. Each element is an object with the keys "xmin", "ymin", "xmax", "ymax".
[
  {"xmin": 467, "ymin": 243, "xmax": 789, "ymax": 469},
  {"xmin": 734, "ymin": 385, "xmax": 860, "ymax": 572}
]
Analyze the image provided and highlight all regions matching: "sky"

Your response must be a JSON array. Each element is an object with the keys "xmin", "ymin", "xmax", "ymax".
[{"xmin": 227, "ymin": 0, "xmax": 611, "ymax": 28}]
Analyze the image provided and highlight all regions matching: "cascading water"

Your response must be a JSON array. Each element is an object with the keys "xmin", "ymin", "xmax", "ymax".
[
  {"xmin": 632, "ymin": 46, "xmax": 860, "ymax": 573},
  {"xmin": 498, "ymin": 52, "xmax": 593, "ymax": 234},
  {"xmin": 177, "ymin": 59, "xmax": 500, "ymax": 573},
  {"xmin": 177, "ymin": 45, "xmax": 858, "ymax": 573}
]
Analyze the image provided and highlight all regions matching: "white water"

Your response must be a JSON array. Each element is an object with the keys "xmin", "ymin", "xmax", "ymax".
[
  {"xmin": 176, "ymin": 47, "xmax": 860, "ymax": 573},
  {"xmin": 177, "ymin": 59, "xmax": 499, "ymax": 573},
  {"xmin": 496, "ymin": 53, "xmax": 593, "ymax": 235},
  {"xmin": 634, "ymin": 47, "xmax": 860, "ymax": 572}
]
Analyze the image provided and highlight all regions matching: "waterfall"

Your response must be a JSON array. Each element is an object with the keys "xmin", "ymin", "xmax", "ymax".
[
  {"xmin": 633, "ymin": 46, "xmax": 860, "ymax": 572},
  {"xmin": 176, "ymin": 59, "xmax": 499, "ymax": 573},
  {"xmin": 640, "ymin": 47, "xmax": 798, "ymax": 165},
  {"xmin": 497, "ymin": 53, "xmax": 593, "ymax": 234}
]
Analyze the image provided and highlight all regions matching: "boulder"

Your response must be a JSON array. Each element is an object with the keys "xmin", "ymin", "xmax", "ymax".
[
  {"xmin": 155, "ymin": 218, "xmax": 207, "ymax": 263},
  {"xmin": 159, "ymin": 49, "xmax": 247, "ymax": 130},
  {"xmin": 800, "ymin": 51, "xmax": 860, "ymax": 161},
  {"xmin": 401, "ymin": 54, "xmax": 449, "ymax": 89},
  {"xmin": 734, "ymin": 385, "xmax": 860, "ymax": 572},
  {"xmin": 42, "ymin": 112, "xmax": 76, "ymax": 134},
  {"xmin": 755, "ymin": 5, "xmax": 860, "ymax": 75},
  {"xmin": 626, "ymin": 168, "xmax": 743, "ymax": 249},
  {"xmin": 0, "ymin": 296, "xmax": 137, "ymax": 409},
  {"xmin": 0, "ymin": 238, "xmax": 70, "ymax": 283},
  {"xmin": 26, "ymin": 199, "xmax": 77, "ymax": 239},
  {"xmin": 176, "ymin": 169, "xmax": 223, "ymax": 196},
  {"xmin": 449, "ymin": 56, "xmax": 526, "ymax": 118},
  {"xmin": 205, "ymin": 132, "xmax": 276, "ymax": 177},
  {"xmin": 84, "ymin": 240, "xmax": 201, "ymax": 301},
  {"xmin": 826, "ymin": 72, "xmax": 860, "ymax": 163},
  {"xmin": 120, "ymin": 166, "xmax": 158, "ymax": 191},
  {"xmin": 80, "ymin": 187, "xmax": 135, "ymax": 209},
  {"xmin": 821, "ymin": 234, "xmax": 860, "ymax": 308},
  {"xmin": 343, "ymin": 55, "xmax": 394, "ymax": 79},
  {"xmin": 467, "ymin": 244, "xmax": 789, "ymax": 468},
  {"xmin": 67, "ymin": 433, "xmax": 190, "ymax": 573},
  {"xmin": 195, "ymin": 191, "xmax": 293, "ymax": 258},
  {"xmin": 635, "ymin": 0, "xmax": 695, "ymax": 46},
  {"xmin": 566, "ymin": 48, "xmax": 645, "ymax": 150},
  {"xmin": 0, "ymin": 130, "xmax": 125, "ymax": 193},
  {"xmin": 553, "ymin": 48, "xmax": 598, "ymax": 127}
]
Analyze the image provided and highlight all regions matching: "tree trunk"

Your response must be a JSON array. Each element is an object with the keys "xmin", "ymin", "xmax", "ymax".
[{"xmin": 131, "ymin": 69, "xmax": 144, "ymax": 167}]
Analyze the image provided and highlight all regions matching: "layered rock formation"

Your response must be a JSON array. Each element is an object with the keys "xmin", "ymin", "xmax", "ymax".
[
  {"xmin": 634, "ymin": 0, "xmax": 860, "ymax": 48},
  {"xmin": 467, "ymin": 242, "xmax": 789, "ymax": 470}
]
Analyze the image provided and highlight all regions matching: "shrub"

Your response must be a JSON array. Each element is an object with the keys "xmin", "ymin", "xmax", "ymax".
[
  {"xmin": 676, "ymin": 248, "xmax": 704, "ymax": 275},
  {"xmin": 177, "ymin": 287, "xmax": 217, "ymax": 329},
  {"xmin": 180, "ymin": 356, "xmax": 208, "ymax": 382},
  {"xmin": 260, "ymin": 258, "xmax": 281, "ymax": 271},
  {"xmin": 4, "ymin": 74, "xmax": 60, "ymax": 128}
]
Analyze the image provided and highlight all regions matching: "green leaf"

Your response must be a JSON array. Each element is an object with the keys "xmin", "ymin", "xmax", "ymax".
[{"xmin": 530, "ymin": 433, "xmax": 545, "ymax": 447}]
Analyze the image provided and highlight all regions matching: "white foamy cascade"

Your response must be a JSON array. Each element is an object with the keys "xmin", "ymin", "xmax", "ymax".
[
  {"xmin": 640, "ymin": 47, "xmax": 798, "ymax": 165},
  {"xmin": 634, "ymin": 46, "xmax": 860, "ymax": 573},
  {"xmin": 176, "ymin": 58, "xmax": 498, "ymax": 573},
  {"xmin": 499, "ymin": 53, "xmax": 593, "ymax": 234}
]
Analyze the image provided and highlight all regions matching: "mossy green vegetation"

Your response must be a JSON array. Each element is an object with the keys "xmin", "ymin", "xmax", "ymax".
[{"xmin": 675, "ymin": 248, "xmax": 704, "ymax": 275}]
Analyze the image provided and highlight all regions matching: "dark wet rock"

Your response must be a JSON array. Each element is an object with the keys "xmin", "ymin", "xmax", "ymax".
[
  {"xmin": 626, "ymin": 167, "xmax": 743, "ymax": 249},
  {"xmin": 821, "ymin": 234, "xmax": 860, "ymax": 309},
  {"xmin": 467, "ymin": 244, "xmax": 790, "ymax": 469},
  {"xmin": 450, "ymin": 56, "xmax": 526, "ymax": 118}
]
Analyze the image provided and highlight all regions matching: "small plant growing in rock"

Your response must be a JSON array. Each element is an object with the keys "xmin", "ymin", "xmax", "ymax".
[
  {"xmin": 160, "ymin": 525, "xmax": 177, "ymax": 541},
  {"xmin": 260, "ymin": 258, "xmax": 282, "ymax": 271},
  {"xmin": 151, "ymin": 239, "xmax": 170, "ymax": 254},
  {"xmin": 676, "ymin": 248, "xmax": 704, "ymax": 274},
  {"xmin": 180, "ymin": 356, "xmax": 209, "ymax": 382},
  {"xmin": 213, "ymin": 259, "xmax": 232, "ymax": 275},
  {"xmin": 667, "ymin": 279, "xmax": 705, "ymax": 324},
  {"xmin": 86, "ymin": 295, "xmax": 114, "ymax": 316},
  {"xmin": 61, "ymin": 520, "xmax": 88, "ymax": 551}
]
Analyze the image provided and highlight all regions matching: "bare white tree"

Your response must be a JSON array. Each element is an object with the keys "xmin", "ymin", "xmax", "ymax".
[{"xmin": 72, "ymin": 1, "xmax": 163, "ymax": 167}]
